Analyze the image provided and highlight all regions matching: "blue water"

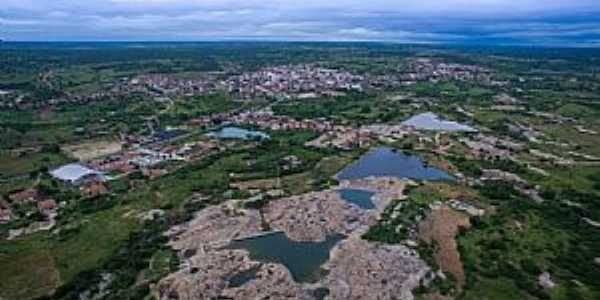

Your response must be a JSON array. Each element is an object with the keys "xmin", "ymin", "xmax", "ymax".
[
  {"xmin": 337, "ymin": 147, "xmax": 454, "ymax": 181},
  {"xmin": 338, "ymin": 189, "xmax": 376, "ymax": 209},
  {"xmin": 402, "ymin": 112, "xmax": 477, "ymax": 132},
  {"xmin": 207, "ymin": 126, "xmax": 270, "ymax": 140},
  {"xmin": 229, "ymin": 266, "xmax": 260, "ymax": 288},
  {"xmin": 227, "ymin": 232, "xmax": 343, "ymax": 282}
]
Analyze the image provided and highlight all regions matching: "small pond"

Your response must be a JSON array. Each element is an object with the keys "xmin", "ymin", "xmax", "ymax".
[
  {"xmin": 338, "ymin": 188, "xmax": 376, "ymax": 209},
  {"xmin": 229, "ymin": 266, "xmax": 260, "ymax": 288},
  {"xmin": 336, "ymin": 147, "xmax": 454, "ymax": 181},
  {"xmin": 227, "ymin": 232, "xmax": 343, "ymax": 283},
  {"xmin": 207, "ymin": 126, "xmax": 270, "ymax": 140}
]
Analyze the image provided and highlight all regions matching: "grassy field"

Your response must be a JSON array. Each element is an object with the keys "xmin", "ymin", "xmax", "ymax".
[
  {"xmin": 461, "ymin": 278, "xmax": 535, "ymax": 300},
  {"xmin": 0, "ymin": 150, "xmax": 72, "ymax": 179},
  {"xmin": 0, "ymin": 131, "xmax": 342, "ymax": 299}
]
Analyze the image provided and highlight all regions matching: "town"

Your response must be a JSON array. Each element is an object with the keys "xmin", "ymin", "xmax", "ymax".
[{"xmin": 1, "ymin": 43, "xmax": 599, "ymax": 300}]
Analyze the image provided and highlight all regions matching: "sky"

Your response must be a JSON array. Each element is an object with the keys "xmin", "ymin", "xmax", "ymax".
[{"xmin": 2, "ymin": 0, "xmax": 600, "ymax": 46}]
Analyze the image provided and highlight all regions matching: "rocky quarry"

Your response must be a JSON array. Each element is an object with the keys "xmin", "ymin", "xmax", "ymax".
[{"xmin": 158, "ymin": 177, "xmax": 431, "ymax": 300}]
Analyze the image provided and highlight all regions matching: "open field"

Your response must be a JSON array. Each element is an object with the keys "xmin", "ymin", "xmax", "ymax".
[
  {"xmin": 62, "ymin": 140, "xmax": 123, "ymax": 161},
  {"xmin": 0, "ymin": 150, "xmax": 71, "ymax": 178}
]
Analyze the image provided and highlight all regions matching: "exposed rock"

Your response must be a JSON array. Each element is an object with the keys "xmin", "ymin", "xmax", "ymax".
[
  {"xmin": 168, "ymin": 203, "xmax": 263, "ymax": 250},
  {"xmin": 220, "ymin": 263, "xmax": 313, "ymax": 300},
  {"xmin": 263, "ymin": 190, "xmax": 372, "ymax": 242},
  {"xmin": 159, "ymin": 249, "xmax": 259, "ymax": 300},
  {"xmin": 158, "ymin": 177, "xmax": 428, "ymax": 300},
  {"xmin": 138, "ymin": 209, "xmax": 165, "ymax": 221},
  {"xmin": 325, "ymin": 235, "xmax": 429, "ymax": 300},
  {"xmin": 538, "ymin": 272, "xmax": 556, "ymax": 290},
  {"xmin": 7, "ymin": 218, "xmax": 56, "ymax": 240},
  {"xmin": 263, "ymin": 177, "xmax": 408, "ymax": 242},
  {"xmin": 447, "ymin": 199, "xmax": 484, "ymax": 217}
]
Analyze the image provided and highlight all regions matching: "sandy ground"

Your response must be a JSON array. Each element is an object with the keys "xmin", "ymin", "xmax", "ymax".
[
  {"xmin": 62, "ymin": 140, "xmax": 123, "ymax": 161},
  {"xmin": 230, "ymin": 178, "xmax": 279, "ymax": 191},
  {"xmin": 419, "ymin": 205, "xmax": 470, "ymax": 288}
]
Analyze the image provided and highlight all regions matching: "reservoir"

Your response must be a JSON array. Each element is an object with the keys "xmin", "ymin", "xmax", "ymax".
[
  {"xmin": 338, "ymin": 188, "xmax": 376, "ymax": 209},
  {"xmin": 227, "ymin": 232, "xmax": 343, "ymax": 282},
  {"xmin": 402, "ymin": 112, "xmax": 477, "ymax": 132},
  {"xmin": 207, "ymin": 126, "xmax": 270, "ymax": 140},
  {"xmin": 337, "ymin": 147, "xmax": 454, "ymax": 181}
]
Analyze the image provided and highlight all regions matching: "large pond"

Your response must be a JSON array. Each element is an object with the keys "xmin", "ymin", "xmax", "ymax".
[
  {"xmin": 338, "ymin": 188, "xmax": 376, "ymax": 209},
  {"xmin": 207, "ymin": 126, "xmax": 270, "ymax": 140},
  {"xmin": 227, "ymin": 232, "xmax": 343, "ymax": 283},
  {"xmin": 402, "ymin": 112, "xmax": 477, "ymax": 132},
  {"xmin": 337, "ymin": 147, "xmax": 454, "ymax": 181}
]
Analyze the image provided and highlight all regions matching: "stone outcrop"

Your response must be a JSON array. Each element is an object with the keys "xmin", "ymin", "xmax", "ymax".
[
  {"xmin": 325, "ymin": 235, "xmax": 429, "ymax": 300},
  {"xmin": 264, "ymin": 177, "xmax": 409, "ymax": 242},
  {"xmin": 159, "ymin": 177, "xmax": 429, "ymax": 300},
  {"xmin": 168, "ymin": 203, "xmax": 263, "ymax": 250},
  {"xmin": 263, "ymin": 190, "xmax": 373, "ymax": 242}
]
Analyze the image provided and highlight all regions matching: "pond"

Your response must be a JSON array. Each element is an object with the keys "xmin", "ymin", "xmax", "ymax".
[
  {"xmin": 336, "ymin": 147, "xmax": 454, "ymax": 181},
  {"xmin": 402, "ymin": 112, "xmax": 477, "ymax": 132},
  {"xmin": 229, "ymin": 266, "xmax": 260, "ymax": 288},
  {"xmin": 207, "ymin": 126, "xmax": 270, "ymax": 140},
  {"xmin": 338, "ymin": 188, "xmax": 376, "ymax": 209},
  {"xmin": 227, "ymin": 232, "xmax": 343, "ymax": 283}
]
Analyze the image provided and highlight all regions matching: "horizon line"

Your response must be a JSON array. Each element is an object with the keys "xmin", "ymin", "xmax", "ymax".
[{"xmin": 1, "ymin": 39, "xmax": 599, "ymax": 49}]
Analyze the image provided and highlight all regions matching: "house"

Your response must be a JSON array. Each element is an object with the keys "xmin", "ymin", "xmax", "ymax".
[
  {"xmin": 50, "ymin": 163, "xmax": 106, "ymax": 185},
  {"xmin": 0, "ymin": 200, "xmax": 13, "ymax": 224},
  {"xmin": 481, "ymin": 169, "xmax": 529, "ymax": 189},
  {"xmin": 9, "ymin": 188, "xmax": 37, "ymax": 203},
  {"xmin": 0, "ymin": 209, "xmax": 11, "ymax": 224},
  {"xmin": 37, "ymin": 199, "xmax": 57, "ymax": 216},
  {"xmin": 142, "ymin": 168, "xmax": 167, "ymax": 180},
  {"xmin": 83, "ymin": 182, "xmax": 109, "ymax": 198}
]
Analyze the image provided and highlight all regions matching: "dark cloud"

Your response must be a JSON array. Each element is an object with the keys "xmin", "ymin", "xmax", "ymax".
[{"xmin": 1, "ymin": 0, "xmax": 600, "ymax": 45}]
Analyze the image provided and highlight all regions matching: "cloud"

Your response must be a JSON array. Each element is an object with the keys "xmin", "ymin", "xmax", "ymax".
[{"xmin": 1, "ymin": 0, "xmax": 600, "ymax": 45}]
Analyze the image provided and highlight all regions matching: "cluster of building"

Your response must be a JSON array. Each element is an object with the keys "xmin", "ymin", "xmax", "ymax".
[
  {"xmin": 506, "ymin": 122, "xmax": 545, "ymax": 143},
  {"xmin": 1, "ymin": 59, "xmax": 500, "ymax": 110},
  {"xmin": 229, "ymin": 110, "xmax": 340, "ymax": 132},
  {"xmin": 89, "ymin": 139, "xmax": 217, "ymax": 174},
  {"xmin": 225, "ymin": 64, "xmax": 366, "ymax": 100},
  {"xmin": 1, "ymin": 186, "xmax": 58, "ymax": 229},
  {"xmin": 1, "ymin": 129, "xmax": 219, "ymax": 232},
  {"xmin": 490, "ymin": 93, "xmax": 526, "ymax": 112},
  {"xmin": 228, "ymin": 109, "xmax": 375, "ymax": 150},
  {"xmin": 116, "ymin": 74, "xmax": 221, "ymax": 98},
  {"xmin": 479, "ymin": 169, "xmax": 544, "ymax": 203},
  {"xmin": 461, "ymin": 134, "xmax": 525, "ymax": 160},
  {"xmin": 399, "ymin": 59, "xmax": 492, "ymax": 84},
  {"xmin": 305, "ymin": 130, "xmax": 373, "ymax": 150}
]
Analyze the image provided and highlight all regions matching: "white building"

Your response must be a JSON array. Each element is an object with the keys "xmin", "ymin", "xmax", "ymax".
[{"xmin": 50, "ymin": 163, "xmax": 106, "ymax": 185}]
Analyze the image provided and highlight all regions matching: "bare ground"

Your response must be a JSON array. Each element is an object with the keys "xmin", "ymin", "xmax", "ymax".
[{"xmin": 419, "ymin": 205, "xmax": 470, "ymax": 288}]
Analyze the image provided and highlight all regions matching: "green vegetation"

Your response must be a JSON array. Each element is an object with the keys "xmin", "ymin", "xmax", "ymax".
[
  {"xmin": 0, "ymin": 130, "xmax": 335, "ymax": 299},
  {"xmin": 446, "ymin": 177, "xmax": 599, "ymax": 299},
  {"xmin": 2, "ymin": 43, "xmax": 600, "ymax": 300},
  {"xmin": 273, "ymin": 93, "xmax": 413, "ymax": 125},
  {"xmin": 0, "ymin": 149, "xmax": 71, "ymax": 178}
]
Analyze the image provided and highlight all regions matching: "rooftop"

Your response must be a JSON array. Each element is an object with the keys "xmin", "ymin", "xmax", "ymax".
[{"xmin": 50, "ymin": 163, "xmax": 105, "ymax": 183}]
